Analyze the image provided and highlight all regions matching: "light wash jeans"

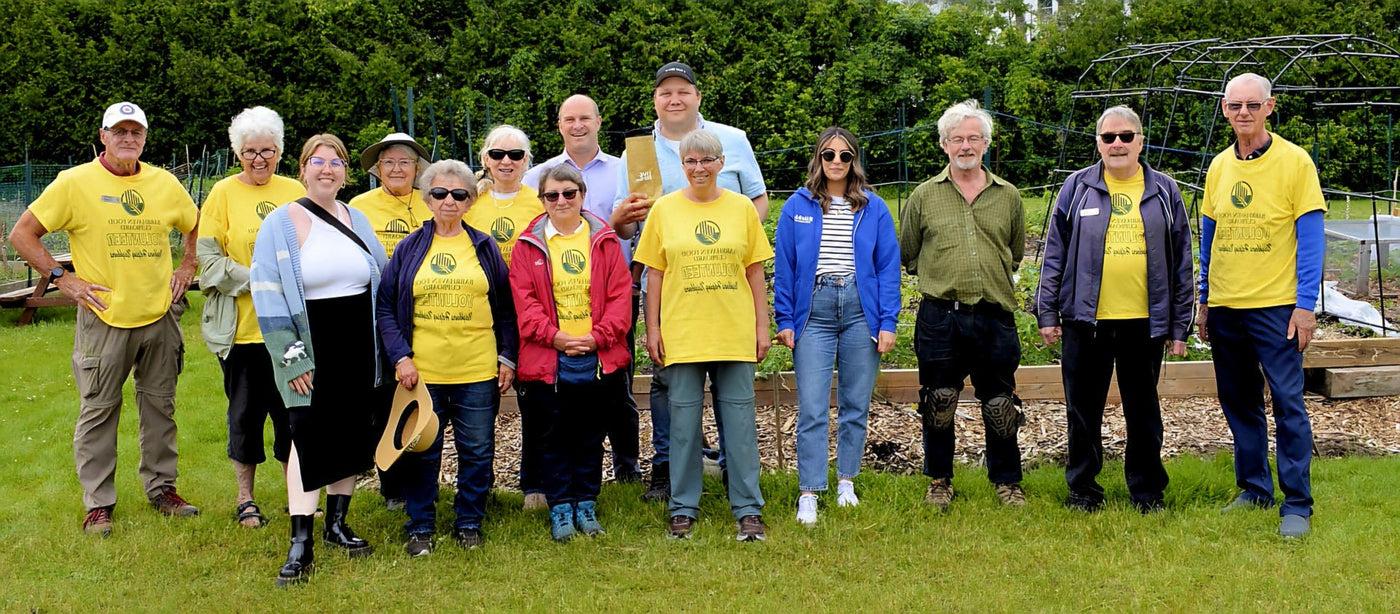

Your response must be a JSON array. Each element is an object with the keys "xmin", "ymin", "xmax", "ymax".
[
  {"xmin": 793, "ymin": 274, "xmax": 880, "ymax": 492},
  {"xmin": 666, "ymin": 361, "xmax": 763, "ymax": 520}
]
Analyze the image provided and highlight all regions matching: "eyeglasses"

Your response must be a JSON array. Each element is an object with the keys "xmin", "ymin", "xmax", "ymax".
[
  {"xmin": 106, "ymin": 127, "xmax": 146, "ymax": 139},
  {"xmin": 428, "ymin": 187, "xmax": 472, "ymax": 201},
  {"xmin": 540, "ymin": 189, "xmax": 580, "ymax": 203},
  {"xmin": 240, "ymin": 148, "xmax": 277, "ymax": 161},
  {"xmin": 820, "ymin": 149, "xmax": 855, "ymax": 163},
  {"xmin": 487, "ymin": 149, "xmax": 526, "ymax": 161},
  {"xmin": 1098, "ymin": 132, "xmax": 1139, "ymax": 144},
  {"xmin": 306, "ymin": 157, "xmax": 346, "ymax": 169},
  {"xmin": 682, "ymin": 156, "xmax": 721, "ymax": 168},
  {"xmin": 379, "ymin": 158, "xmax": 416, "ymax": 170},
  {"xmin": 1225, "ymin": 101, "xmax": 1266, "ymax": 113},
  {"xmin": 945, "ymin": 135, "xmax": 985, "ymax": 146}
]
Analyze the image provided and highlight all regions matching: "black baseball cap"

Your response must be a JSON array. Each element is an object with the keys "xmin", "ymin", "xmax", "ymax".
[{"xmin": 654, "ymin": 62, "xmax": 697, "ymax": 88}]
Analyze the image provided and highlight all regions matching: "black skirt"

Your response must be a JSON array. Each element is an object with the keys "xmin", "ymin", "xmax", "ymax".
[{"xmin": 290, "ymin": 291, "xmax": 378, "ymax": 490}]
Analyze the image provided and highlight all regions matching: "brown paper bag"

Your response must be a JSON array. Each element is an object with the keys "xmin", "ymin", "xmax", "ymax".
[{"xmin": 624, "ymin": 135, "xmax": 663, "ymax": 201}]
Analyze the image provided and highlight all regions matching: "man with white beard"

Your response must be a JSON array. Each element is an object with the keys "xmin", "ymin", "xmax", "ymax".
[{"xmin": 899, "ymin": 99, "xmax": 1027, "ymax": 512}]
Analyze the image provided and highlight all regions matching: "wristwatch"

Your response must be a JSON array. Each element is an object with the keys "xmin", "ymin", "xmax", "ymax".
[{"xmin": 49, "ymin": 267, "xmax": 65, "ymax": 280}]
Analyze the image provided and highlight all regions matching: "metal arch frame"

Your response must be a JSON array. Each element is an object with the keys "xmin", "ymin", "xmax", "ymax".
[{"xmin": 1047, "ymin": 34, "xmax": 1400, "ymax": 335}]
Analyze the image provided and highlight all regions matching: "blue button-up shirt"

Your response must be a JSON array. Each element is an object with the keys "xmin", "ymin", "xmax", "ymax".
[
  {"xmin": 524, "ymin": 148, "xmax": 629, "ymax": 261},
  {"xmin": 614, "ymin": 114, "xmax": 767, "ymax": 205}
]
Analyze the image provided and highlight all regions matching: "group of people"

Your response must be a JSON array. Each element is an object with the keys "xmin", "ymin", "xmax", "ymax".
[{"xmin": 8, "ymin": 63, "xmax": 1325, "ymax": 586}]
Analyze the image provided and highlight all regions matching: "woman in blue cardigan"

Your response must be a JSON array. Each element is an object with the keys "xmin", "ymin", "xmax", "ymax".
[{"xmin": 774, "ymin": 127, "xmax": 902, "ymax": 527}]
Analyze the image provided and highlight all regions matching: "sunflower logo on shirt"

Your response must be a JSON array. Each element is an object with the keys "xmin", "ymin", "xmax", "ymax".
[
  {"xmin": 491, "ymin": 217, "xmax": 516, "ymax": 243},
  {"xmin": 430, "ymin": 253, "xmax": 457, "ymax": 275},
  {"xmin": 1110, "ymin": 193, "xmax": 1133, "ymax": 216},
  {"xmin": 562, "ymin": 249, "xmax": 587, "ymax": 275},
  {"xmin": 695, "ymin": 220, "xmax": 721, "ymax": 245},
  {"xmin": 120, "ymin": 189, "xmax": 145, "ymax": 216},
  {"xmin": 1230, "ymin": 181, "xmax": 1253, "ymax": 209},
  {"xmin": 384, "ymin": 219, "xmax": 410, "ymax": 235},
  {"xmin": 255, "ymin": 201, "xmax": 277, "ymax": 219}
]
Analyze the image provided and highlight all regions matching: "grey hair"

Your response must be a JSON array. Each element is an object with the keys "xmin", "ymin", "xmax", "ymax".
[
  {"xmin": 1096, "ymin": 105, "xmax": 1144, "ymax": 134},
  {"xmin": 1225, "ymin": 73, "xmax": 1273, "ymax": 99},
  {"xmin": 478, "ymin": 124, "xmax": 533, "ymax": 169},
  {"xmin": 420, "ymin": 159, "xmax": 478, "ymax": 202},
  {"xmin": 228, "ymin": 106, "xmax": 285, "ymax": 154},
  {"xmin": 936, "ymin": 99, "xmax": 994, "ymax": 143},
  {"xmin": 679, "ymin": 129, "xmax": 724, "ymax": 159}
]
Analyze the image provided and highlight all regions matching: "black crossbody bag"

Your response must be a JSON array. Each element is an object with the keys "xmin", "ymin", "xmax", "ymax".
[{"xmin": 295, "ymin": 197, "xmax": 371, "ymax": 254}]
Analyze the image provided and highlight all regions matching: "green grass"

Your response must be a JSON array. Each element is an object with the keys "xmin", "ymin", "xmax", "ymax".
[{"xmin": 3, "ymin": 296, "xmax": 1400, "ymax": 610}]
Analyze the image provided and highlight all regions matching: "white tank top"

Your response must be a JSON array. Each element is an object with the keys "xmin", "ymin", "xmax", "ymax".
[{"xmin": 300, "ymin": 210, "xmax": 372, "ymax": 300}]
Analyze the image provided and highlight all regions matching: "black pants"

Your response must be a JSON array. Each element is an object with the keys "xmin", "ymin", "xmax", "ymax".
[
  {"xmin": 522, "ymin": 371, "xmax": 624, "ymax": 505},
  {"xmin": 1061, "ymin": 319, "xmax": 1169, "ymax": 504},
  {"xmin": 221, "ymin": 343, "xmax": 292, "ymax": 465},
  {"xmin": 606, "ymin": 293, "xmax": 642, "ymax": 476},
  {"xmin": 914, "ymin": 297, "xmax": 1023, "ymax": 485}
]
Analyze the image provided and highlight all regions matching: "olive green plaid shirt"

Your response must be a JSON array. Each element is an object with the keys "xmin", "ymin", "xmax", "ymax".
[{"xmin": 899, "ymin": 165, "xmax": 1024, "ymax": 313}]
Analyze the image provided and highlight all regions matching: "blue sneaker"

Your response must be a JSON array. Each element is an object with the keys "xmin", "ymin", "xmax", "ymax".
[
  {"xmin": 550, "ymin": 504, "xmax": 576, "ymax": 542},
  {"xmin": 574, "ymin": 500, "xmax": 604, "ymax": 536},
  {"xmin": 1279, "ymin": 514, "xmax": 1310, "ymax": 539}
]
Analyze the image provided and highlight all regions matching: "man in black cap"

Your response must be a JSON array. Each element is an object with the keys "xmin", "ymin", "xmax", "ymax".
[{"xmin": 612, "ymin": 61, "xmax": 769, "ymax": 502}]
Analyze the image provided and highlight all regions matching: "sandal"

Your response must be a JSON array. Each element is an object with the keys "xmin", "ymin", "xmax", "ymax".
[{"xmin": 236, "ymin": 500, "xmax": 268, "ymax": 528}]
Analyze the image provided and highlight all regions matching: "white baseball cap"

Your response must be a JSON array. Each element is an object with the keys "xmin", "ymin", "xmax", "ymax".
[{"xmin": 101, "ymin": 102, "xmax": 148, "ymax": 130}]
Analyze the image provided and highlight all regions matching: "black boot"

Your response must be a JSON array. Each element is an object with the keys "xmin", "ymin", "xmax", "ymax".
[
  {"xmin": 641, "ymin": 461, "xmax": 670, "ymax": 502},
  {"xmin": 323, "ymin": 494, "xmax": 373, "ymax": 557},
  {"xmin": 276, "ymin": 515, "xmax": 315, "ymax": 587}
]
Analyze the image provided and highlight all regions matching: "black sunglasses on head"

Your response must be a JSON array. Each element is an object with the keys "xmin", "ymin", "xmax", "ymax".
[
  {"xmin": 487, "ymin": 148, "xmax": 526, "ymax": 161},
  {"xmin": 1099, "ymin": 132, "xmax": 1139, "ymax": 144},
  {"xmin": 428, "ymin": 187, "xmax": 472, "ymax": 201},
  {"xmin": 820, "ymin": 149, "xmax": 855, "ymax": 163}
]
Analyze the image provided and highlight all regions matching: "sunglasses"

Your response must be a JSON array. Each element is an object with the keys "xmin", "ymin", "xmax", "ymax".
[
  {"xmin": 487, "ymin": 148, "xmax": 526, "ymax": 161},
  {"xmin": 1099, "ymin": 132, "xmax": 1139, "ymax": 144},
  {"xmin": 428, "ymin": 187, "xmax": 472, "ymax": 201},
  {"xmin": 820, "ymin": 149, "xmax": 855, "ymax": 163},
  {"xmin": 540, "ymin": 189, "xmax": 580, "ymax": 203},
  {"xmin": 1225, "ymin": 101, "xmax": 1266, "ymax": 113}
]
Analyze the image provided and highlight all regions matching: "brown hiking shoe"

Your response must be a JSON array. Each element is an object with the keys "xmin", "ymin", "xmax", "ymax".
[
  {"xmin": 150, "ymin": 487, "xmax": 200, "ymax": 517},
  {"xmin": 995, "ymin": 483, "xmax": 1026, "ymax": 507},
  {"xmin": 83, "ymin": 506, "xmax": 113, "ymax": 537},
  {"xmin": 924, "ymin": 478, "xmax": 954, "ymax": 511},
  {"xmin": 736, "ymin": 515, "xmax": 766, "ymax": 542},
  {"xmin": 668, "ymin": 515, "xmax": 694, "ymax": 539}
]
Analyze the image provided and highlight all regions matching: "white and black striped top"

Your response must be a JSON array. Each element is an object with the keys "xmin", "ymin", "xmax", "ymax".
[{"xmin": 815, "ymin": 196, "xmax": 856, "ymax": 276}]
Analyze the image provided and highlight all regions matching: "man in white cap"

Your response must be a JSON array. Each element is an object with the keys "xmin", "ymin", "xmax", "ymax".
[{"xmin": 8, "ymin": 101, "xmax": 201, "ymax": 536}]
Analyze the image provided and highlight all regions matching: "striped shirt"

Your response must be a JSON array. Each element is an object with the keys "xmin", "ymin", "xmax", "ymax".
[
  {"xmin": 899, "ymin": 165, "xmax": 1025, "ymax": 313},
  {"xmin": 815, "ymin": 196, "xmax": 856, "ymax": 276}
]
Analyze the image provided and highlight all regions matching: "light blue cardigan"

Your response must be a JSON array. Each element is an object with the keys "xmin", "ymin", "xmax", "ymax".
[{"xmin": 250, "ymin": 201, "xmax": 389, "ymax": 407}]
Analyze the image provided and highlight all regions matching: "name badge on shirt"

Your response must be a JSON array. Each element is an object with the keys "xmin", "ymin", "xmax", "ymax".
[
  {"xmin": 1080, "ymin": 208, "xmax": 1100, "ymax": 217},
  {"xmin": 794, "ymin": 214, "xmax": 814, "ymax": 224}
]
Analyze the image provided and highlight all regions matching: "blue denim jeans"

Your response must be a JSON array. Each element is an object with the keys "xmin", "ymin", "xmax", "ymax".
[
  {"xmin": 403, "ymin": 380, "xmax": 498, "ymax": 534},
  {"xmin": 1209, "ymin": 305, "xmax": 1313, "ymax": 517},
  {"xmin": 666, "ymin": 361, "xmax": 763, "ymax": 520},
  {"xmin": 793, "ymin": 274, "xmax": 880, "ymax": 492}
]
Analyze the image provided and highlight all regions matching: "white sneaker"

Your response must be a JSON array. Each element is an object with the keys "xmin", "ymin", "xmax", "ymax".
[
  {"xmin": 796, "ymin": 494, "xmax": 818, "ymax": 526},
  {"xmin": 836, "ymin": 480, "xmax": 859, "ymax": 508}
]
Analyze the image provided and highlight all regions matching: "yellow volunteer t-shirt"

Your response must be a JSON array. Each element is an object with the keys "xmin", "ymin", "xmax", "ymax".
[
  {"xmin": 1203, "ymin": 133, "xmax": 1327, "ymax": 309},
  {"xmin": 198, "ymin": 174, "xmax": 305, "ymax": 343},
  {"xmin": 1096, "ymin": 168, "xmax": 1148, "ymax": 320},
  {"xmin": 348, "ymin": 188, "xmax": 432, "ymax": 258},
  {"xmin": 28, "ymin": 159, "xmax": 198, "ymax": 328},
  {"xmin": 633, "ymin": 189, "xmax": 774, "ymax": 365},
  {"xmin": 548, "ymin": 221, "xmax": 594, "ymax": 337},
  {"xmin": 411, "ymin": 233, "xmax": 498, "ymax": 384},
  {"xmin": 464, "ymin": 185, "xmax": 542, "ymax": 266}
]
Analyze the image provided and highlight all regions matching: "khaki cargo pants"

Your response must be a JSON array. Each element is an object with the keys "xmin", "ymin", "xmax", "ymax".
[{"xmin": 71, "ymin": 304, "xmax": 185, "ymax": 510}]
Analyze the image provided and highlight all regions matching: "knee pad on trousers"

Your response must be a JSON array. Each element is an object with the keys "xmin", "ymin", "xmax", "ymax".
[
  {"xmin": 917, "ymin": 387, "xmax": 959, "ymax": 432},
  {"xmin": 981, "ymin": 394, "xmax": 1025, "ymax": 439}
]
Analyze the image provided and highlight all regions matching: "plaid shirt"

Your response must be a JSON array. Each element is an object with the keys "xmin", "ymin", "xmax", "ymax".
[{"xmin": 899, "ymin": 165, "xmax": 1024, "ymax": 313}]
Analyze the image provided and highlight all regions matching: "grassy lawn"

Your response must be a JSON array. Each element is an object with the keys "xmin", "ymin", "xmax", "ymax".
[{"xmin": 3, "ymin": 298, "xmax": 1400, "ymax": 610}]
